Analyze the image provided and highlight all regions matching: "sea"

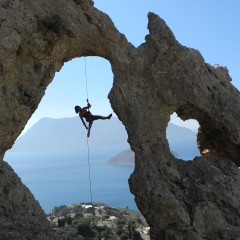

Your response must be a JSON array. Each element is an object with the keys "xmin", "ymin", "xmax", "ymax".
[{"xmin": 4, "ymin": 141, "xmax": 200, "ymax": 214}]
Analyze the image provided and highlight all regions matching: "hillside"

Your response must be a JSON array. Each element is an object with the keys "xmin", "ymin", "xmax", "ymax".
[{"xmin": 48, "ymin": 202, "xmax": 150, "ymax": 240}]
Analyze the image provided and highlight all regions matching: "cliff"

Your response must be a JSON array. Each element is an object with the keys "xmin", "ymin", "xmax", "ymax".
[{"xmin": 1, "ymin": 0, "xmax": 240, "ymax": 239}]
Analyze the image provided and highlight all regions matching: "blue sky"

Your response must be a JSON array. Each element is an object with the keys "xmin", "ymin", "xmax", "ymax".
[{"xmin": 23, "ymin": 1, "xmax": 240, "ymax": 134}]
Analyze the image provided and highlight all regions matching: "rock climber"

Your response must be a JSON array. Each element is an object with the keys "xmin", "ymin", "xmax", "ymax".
[{"xmin": 75, "ymin": 100, "xmax": 112, "ymax": 137}]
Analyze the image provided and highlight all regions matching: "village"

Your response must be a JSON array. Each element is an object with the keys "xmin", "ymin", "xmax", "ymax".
[{"xmin": 47, "ymin": 202, "xmax": 150, "ymax": 240}]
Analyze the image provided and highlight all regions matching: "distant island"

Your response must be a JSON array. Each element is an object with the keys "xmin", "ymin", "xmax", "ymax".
[
  {"xmin": 105, "ymin": 148, "xmax": 178, "ymax": 165},
  {"xmin": 105, "ymin": 149, "xmax": 135, "ymax": 165}
]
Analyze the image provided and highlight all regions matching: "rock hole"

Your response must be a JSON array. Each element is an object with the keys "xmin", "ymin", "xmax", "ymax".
[
  {"xmin": 167, "ymin": 113, "xmax": 201, "ymax": 160},
  {"xmin": 5, "ymin": 57, "xmax": 135, "ymax": 213}
]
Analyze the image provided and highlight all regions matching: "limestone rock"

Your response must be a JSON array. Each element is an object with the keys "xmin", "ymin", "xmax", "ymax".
[
  {"xmin": 0, "ymin": 161, "xmax": 56, "ymax": 239},
  {"xmin": 1, "ymin": 0, "xmax": 240, "ymax": 239}
]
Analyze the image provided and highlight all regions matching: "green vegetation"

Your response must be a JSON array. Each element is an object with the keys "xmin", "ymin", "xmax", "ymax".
[{"xmin": 47, "ymin": 202, "xmax": 150, "ymax": 240}]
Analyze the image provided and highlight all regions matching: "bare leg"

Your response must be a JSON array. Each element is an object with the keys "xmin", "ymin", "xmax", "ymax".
[
  {"xmin": 87, "ymin": 122, "xmax": 92, "ymax": 138},
  {"xmin": 86, "ymin": 117, "xmax": 93, "ymax": 138},
  {"xmin": 92, "ymin": 114, "xmax": 112, "ymax": 120},
  {"xmin": 86, "ymin": 114, "xmax": 112, "ymax": 137}
]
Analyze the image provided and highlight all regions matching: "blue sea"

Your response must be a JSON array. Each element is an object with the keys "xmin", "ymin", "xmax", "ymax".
[
  {"xmin": 4, "ymin": 142, "xmax": 200, "ymax": 214},
  {"xmin": 5, "ymin": 145, "xmax": 135, "ymax": 214}
]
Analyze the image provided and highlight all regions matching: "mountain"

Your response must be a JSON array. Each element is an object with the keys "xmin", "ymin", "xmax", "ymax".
[
  {"xmin": 10, "ymin": 116, "xmax": 128, "ymax": 152},
  {"xmin": 9, "ymin": 117, "xmax": 198, "ymax": 154}
]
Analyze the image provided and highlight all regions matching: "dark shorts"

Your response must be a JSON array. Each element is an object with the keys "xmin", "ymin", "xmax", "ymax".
[
  {"xmin": 86, "ymin": 115, "xmax": 93, "ymax": 123},
  {"xmin": 86, "ymin": 115, "xmax": 103, "ymax": 123}
]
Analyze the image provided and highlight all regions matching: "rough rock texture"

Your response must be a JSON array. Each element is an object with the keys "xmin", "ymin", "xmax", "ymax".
[
  {"xmin": 1, "ymin": 0, "xmax": 240, "ymax": 239},
  {"xmin": 0, "ymin": 161, "xmax": 56, "ymax": 240}
]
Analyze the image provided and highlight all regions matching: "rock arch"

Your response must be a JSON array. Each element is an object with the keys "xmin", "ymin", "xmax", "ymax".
[{"xmin": 1, "ymin": 1, "xmax": 240, "ymax": 239}]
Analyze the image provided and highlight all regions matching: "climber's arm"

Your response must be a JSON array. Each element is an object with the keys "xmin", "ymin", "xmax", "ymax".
[{"xmin": 80, "ymin": 116, "xmax": 88, "ymax": 129}]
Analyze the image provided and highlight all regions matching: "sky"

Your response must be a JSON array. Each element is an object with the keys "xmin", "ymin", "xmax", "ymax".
[{"xmin": 22, "ymin": 0, "xmax": 240, "ymax": 134}]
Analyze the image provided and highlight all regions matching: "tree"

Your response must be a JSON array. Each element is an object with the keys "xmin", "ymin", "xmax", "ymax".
[
  {"xmin": 128, "ymin": 221, "xmax": 136, "ymax": 238},
  {"xmin": 101, "ymin": 229, "xmax": 112, "ymax": 239},
  {"xmin": 65, "ymin": 216, "xmax": 72, "ymax": 225},
  {"xmin": 120, "ymin": 232, "xmax": 129, "ymax": 240},
  {"xmin": 58, "ymin": 218, "xmax": 65, "ymax": 228},
  {"xmin": 53, "ymin": 205, "xmax": 70, "ymax": 216},
  {"xmin": 116, "ymin": 227, "xmax": 124, "ymax": 236},
  {"xmin": 76, "ymin": 218, "xmax": 95, "ymax": 237},
  {"xmin": 133, "ymin": 231, "xmax": 144, "ymax": 240},
  {"xmin": 71, "ymin": 203, "xmax": 82, "ymax": 211},
  {"xmin": 136, "ymin": 218, "xmax": 142, "ymax": 224},
  {"xmin": 59, "ymin": 205, "xmax": 70, "ymax": 216},
  {"xmin": 53, "ymin": 206, "xmax": 59, "ymax": 214}
]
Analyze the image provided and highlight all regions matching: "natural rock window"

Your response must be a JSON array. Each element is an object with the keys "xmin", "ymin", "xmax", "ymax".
[
  {"xmin": 6, "ymin": 56, "xmax": 134, "ymax": 213},
  {"xmin": 2, "ymin": 1, "xmax": 240, "ymax": 239},
  {"xmin": 167, "ymin": 113, "xmax": 200, "ymax": 160}
]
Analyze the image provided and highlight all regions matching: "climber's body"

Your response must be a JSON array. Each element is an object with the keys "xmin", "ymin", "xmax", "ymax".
[{"xmin": 75, "ymin": 102, "xmax": 112, "ymax": 137}]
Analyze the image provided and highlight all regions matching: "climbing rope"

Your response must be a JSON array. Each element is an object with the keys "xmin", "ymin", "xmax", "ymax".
[
  {"xmin": 83, "ymin": 57, "xmax": 94, "ymax": 220},
  {"xmin": 84, "ymin": 57, "xmax": 89, "ymax": 100},
  {"xmin": 86, "ymin": 137, "xmax": 93, "ymax": 204}
]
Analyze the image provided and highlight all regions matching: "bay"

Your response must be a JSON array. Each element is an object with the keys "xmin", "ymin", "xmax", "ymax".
[
  {"xmin": 4, "ymin": 140, "xmax": 200, "ymax": 214},
  {"xmin": 5, "ymin": 145, "xmax": 136, "ymax": 214},
  {"xmin": 170, "ymin": 139, "xmax": 200, "ymax": 160}
]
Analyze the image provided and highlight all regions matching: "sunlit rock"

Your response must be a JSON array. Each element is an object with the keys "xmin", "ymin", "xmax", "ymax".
[{"xmin": 1, "ymin": 0, "xmax": 240, "ymax": 239}]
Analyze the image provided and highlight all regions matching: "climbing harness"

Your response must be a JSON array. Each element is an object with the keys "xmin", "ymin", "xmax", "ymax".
[{"xmin": 83, "ymin": 57, "xmax": 94, "ymax": 221}]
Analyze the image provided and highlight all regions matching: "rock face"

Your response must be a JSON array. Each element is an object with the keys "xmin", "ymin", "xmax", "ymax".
[
  {"xmin": 1, "ymin": 0, "xmax": 240, "ymax": 239},
  {"xmin": 0, "ymin": 161, "xmax": 56, "ymax": 240}
]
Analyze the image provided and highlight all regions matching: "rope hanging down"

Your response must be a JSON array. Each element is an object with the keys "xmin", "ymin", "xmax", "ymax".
[
  {"xmin": 84, "ymin": 57, "xmax": 89, "ymax": 101},
  {"xmin": 86, "ymin": 138, "xmax": 93, "ymax": 204},
  {"xmin": 84, "ymin": 57, "xmax": 94, "ymax": 213}
]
